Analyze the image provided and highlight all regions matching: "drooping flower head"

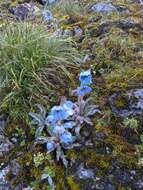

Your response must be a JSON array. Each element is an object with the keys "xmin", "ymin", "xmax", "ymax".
[
  {"xmin": 63, "ymin": 122, "xmax": 76, "ymax": 129},
  {"xmin": 62, "ymin": 100, "xmax": 74, "ymax": 110},
  {"xmin": 46, "ymin": 141, "xmax": 56, "ymax": 152},
  {"xmin": 48, "ymin": 101, "xmax": 74, "ymax": 123},
  {"xmin": 62, "ymin": 100, "xmax": 74, "ymax": 116},
  {"xmin": 79, "ymin": 70, "xmax": 92, "ymax": 85},
  {"xmin": 51, "ymin": 106, "xmax": 68, "ymax": 121},
  {"xmin": 52, "ymin": 125, "xmax": 65, "ymax": 135},
  {"xmin": 60, "ymin": 131, "xmax": 76, "ymax": 145},
  {"xmin": 46, "ymin": 114, "xmax": 55, "ymax": 125},
  {"xmin": 77, "ymin": 85, "xmax": 92, "ymax": 97}
]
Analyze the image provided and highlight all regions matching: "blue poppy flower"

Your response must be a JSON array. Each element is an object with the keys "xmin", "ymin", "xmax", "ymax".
[
  {"xmin": 77, "ymin": 85, "xmax": 92, "ymax": 97},
  {"xmin": 46, "ymin": 141, "xmax": 56, "ymax": 152},
  {"xmin": 63, "ymin": 122, "xmax": 76, "ymax": 129},
  {"xmin": 50, "ymin": 106, "xmax": 70, "ymax": 121},
  {"xmin": 46, "ymin": 114, "xmax": 56, "ymax": 125},
  {"xmin": 63, "ymin": 100, "xmax": 74, "ymax": 110},
  {"xmin": 79, "ymin": 70, "xmax": 92, "ymax": 85},
  {"xmin": 52, "ymin": 125, "xmax": 65, "ymax": 135},
  {"xmin": 60, "ymin": 131, "xmax": 76, "ymax": 144},
  {"xmin": 42, "ymin": 10, "xmax": 53, "ymax": 22},
  {"xmin": 62, "ymin": 101, "xmax": 74, "ymax": 116}
]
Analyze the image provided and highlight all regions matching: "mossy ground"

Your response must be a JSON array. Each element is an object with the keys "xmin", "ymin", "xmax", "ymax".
[{"xmin": 0, "ymin": 0, "xmax": 143, "ymax": 189}]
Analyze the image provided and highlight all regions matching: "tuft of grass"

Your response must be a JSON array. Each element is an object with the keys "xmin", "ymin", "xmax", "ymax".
[
  {"xmin": 51, "ymin": 0, "xmax": 85, "ymax": 16},
  {"xmin": 0, "ymin": 22, "xmax": 81, "ymax": 121}
]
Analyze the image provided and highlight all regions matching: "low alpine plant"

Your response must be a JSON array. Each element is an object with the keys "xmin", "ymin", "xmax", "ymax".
[{"xmin": 29, "ymin": 69, "xmax": 100, "ymax": 167}]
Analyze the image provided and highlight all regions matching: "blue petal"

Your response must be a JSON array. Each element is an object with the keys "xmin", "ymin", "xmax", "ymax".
[
  {"xmin": 80, "ymin": 70, "xmax": 91, "ymax": 76},
  {"xmin": 52, "ymin": 125, "xmax": 65, "ymax": 135},
  {"xmin": 79, "ymin": 70, "xmax": 92, "ymax": 85},
  {"xmin": 46, "ymin": 141, "xmax": 56, "ymax": 152},
  {"xmin": 62, "ymin": 101, "xmax": 74, "ymax": 116},
  {"xmin": 63, "ymin": 122, "xmax": 76, "ymax": 129},
  {"xmin": 60, "ymin": 131, "xmax": 76, "ymax": 144},
  {"xmin": 77, "ymin": 85, "xmax": 92, "ymax": 97},
  {"xmin": 46, "ymin": 114, "xmax": 56, "ymax": 125},
  {"xmin": 50, "ymin": 106, "xmax": 69, "ymax": 121},
  {"xmin": 63, "ymin": 100, "xmax": 74, "ymax": 110},
  {"xmin": 65, "ymin": 109, "xmax": 74, "ymax": 117}
]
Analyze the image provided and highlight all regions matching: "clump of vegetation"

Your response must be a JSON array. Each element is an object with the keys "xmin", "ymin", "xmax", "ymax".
[
  {"xmin": 29, "ymin": 70, "xmax": 99, "ymax": 187},
  {"xmin": 41, "ymin": 166, "xmax": 55, "ymax": 190},
  {"xmin": 0, "ymin": 22, "xmax": 81, "ymax": 121},
  {"xmin": 123, "ymin": 117, "xmax": 138, "ymax": 131}
]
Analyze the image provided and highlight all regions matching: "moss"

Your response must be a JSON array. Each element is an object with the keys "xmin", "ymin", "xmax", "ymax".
[
  {"xmin": 54, "ymin": 165, "xmax": 67, "ymax": 190},
  {"xmin": 117, "ymin": 186, "xmax": 127, "ymax": 190},
  {"xmin": 118, "ymin": 153, "xmax": 138, "ymax": 169},
  {"xmin": 114, "ymin": 96, "xmax": 128, "ymax": 109},
  {"xmin": 105, "ymin": 67, "xmax": 143, "ymax": 93},
  {"xmin": 82, "ymin": 150, "xmax": 111, "ymax": 172},
  {"xmin": 67, "ymin": 176, "xmax": 80, "ymax": 190},
  {"xmin": 30, "ymin": 167, "xmax": 41, "ymax": 179},
  {"xmin": 67, "ymin": 149, "xmax": 78, "ymax": 160}
]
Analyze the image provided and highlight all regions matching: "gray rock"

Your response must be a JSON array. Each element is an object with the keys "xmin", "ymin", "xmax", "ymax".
[
  {"xmin": 75, "ymin": 163, "xmax": 96, "ymax": 180},
  {"xmin": 117, "ymin": 20, "xmax": 136, "ymax": 30},
  {"xmin": 95, "ymin": 181, "xmax": 115, "ymax": 190},
  {"xmin": 0, "ymin": 142, "xmax": 12, "ymax": 157},
  {"xmin": 109, "ymin": 89, "xmax": 143, "ymax": 117},
  {"xmin": 95, "ymin": 131, "xmax": 106, "ymax": 140},
  {"xmin": 128, "ymin": 89, "xmax": 143, "ymax": 109},
  {"xmin": 135, "ymin": 180, "xmax": 143, "ymax": 188},
  {"xmin": 128, "ymin": 0, "xmax": 143, "ymax": 4},
  {"xmin": 0, "ymin": 117, "xmax": 13, "ymax": 157},
  {"xmin": 10, "ymin": 159, "xmax": 21, "ymax": 176},
  {"xmin": 90, "ymin": 3, "xmax": 118, "ymax": 15},
  {"xmin": 115, "ymin": 5, "xmax": 130, "ymax": 14},
  {"xmin": 0, "ymin": 160, "xmax": 23, "ymax": 190},
  {"xmin": 104, "ymin": 183, "xmax": 115, "ymax": 190},
  {"xmin": 9, "ymin": 3, "xmax": 35, "ymax": 20},
  {"xmin": 0, "ymin": 167, "xmax": 11, "ymax": 190}
]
